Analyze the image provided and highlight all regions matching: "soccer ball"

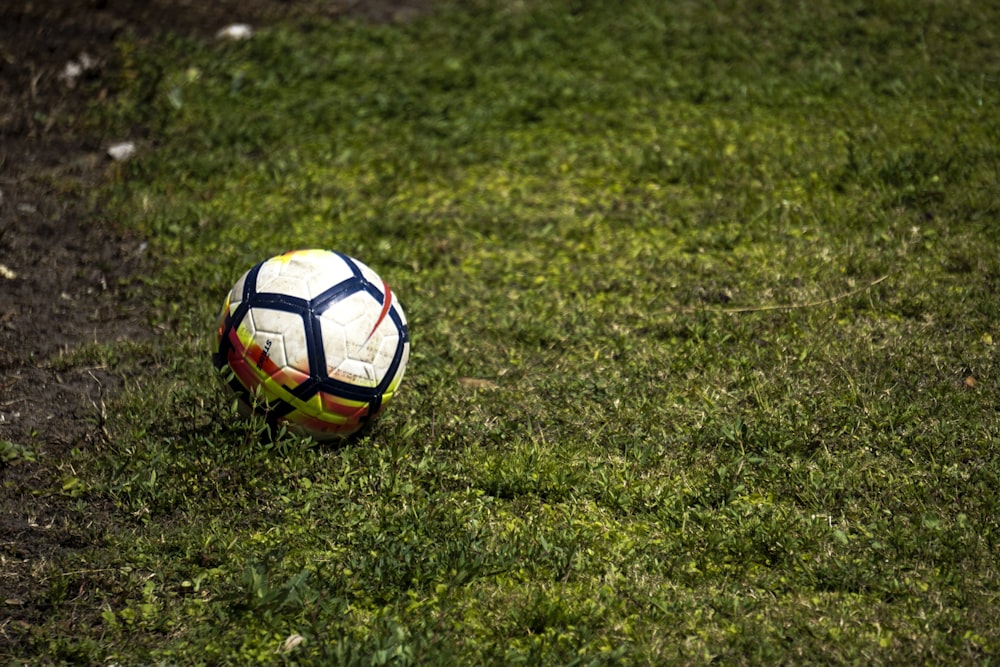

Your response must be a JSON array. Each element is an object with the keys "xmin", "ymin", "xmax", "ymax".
[{"xmin": 213, "ymin": 249, "xmax": 410, "ymax": 440}]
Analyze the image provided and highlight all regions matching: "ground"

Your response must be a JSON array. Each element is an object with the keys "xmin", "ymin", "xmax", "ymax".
[{"xmin": 0, "ymin": 0, "xmax": 428, "ymax": 646}]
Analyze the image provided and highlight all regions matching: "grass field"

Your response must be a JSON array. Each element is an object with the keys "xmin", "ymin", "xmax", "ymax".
[{"xmin": 10, "ymin": 0, "xmax": 1000, "ymax": 663}]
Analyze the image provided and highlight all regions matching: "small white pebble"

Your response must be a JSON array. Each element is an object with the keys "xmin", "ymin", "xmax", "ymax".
[
  {"xmin": 77, "ymin": 52, "xmax": 98, "ymax": 71},
  {"xmin": 58, "ymin": 53, "xmax": 98, "ymax": 87},
  {"xmin": 107, "ymin": 142, "xmax": 136, "ymax": 162},
  {"xmin": 0, "ymin": 264, "xmax": 16, "ymax": 280},
  {"xmin": 216, "ymin": 24, "xmax": 253, "ymax": 41},
  {"xmin": 61, "ymin": 61, "xmax": 84, "ymax": 83}
]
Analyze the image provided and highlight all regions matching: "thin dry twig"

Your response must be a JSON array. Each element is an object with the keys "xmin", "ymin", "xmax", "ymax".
[{"xmin": 679, "ymin": 273, "xmax": 891, "ymax": 315}]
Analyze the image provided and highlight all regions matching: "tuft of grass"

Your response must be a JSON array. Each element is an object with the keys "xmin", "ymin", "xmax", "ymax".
[{"xmin": 11, "ymin": 0, "xmax": 1000, "ymax": 664}]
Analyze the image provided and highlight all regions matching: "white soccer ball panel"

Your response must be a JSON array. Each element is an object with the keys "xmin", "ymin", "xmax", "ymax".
[
  {"xmin": 319, "ymin": 290, "xmax": 380, "ymax": 327},
  {"xmin": 353, "ymin": 259, "xmax": 386, "ymax": 289},
  {"xmin": 321, "ymin": 299, "xmax": 378, "ymax": 357},
  {"xmin": 318, "ymin": 307, "xmax": 374, "ymax": 365},
  {"xmin": 255, "ymin": 251, "xmax": 358, "ymax": 300},
  {"xmin": 334, "ymin": 358, "xmax": 378, "ymax": 385},
  {"xmin": 228, "ymin": 272, "xmax": 249, "ymax": 311},
  {"xmin": 319, "ymin": 319, "xmax": 349, "ymax": 371},
  {"xmin": 318, "ymin": 292, "xmax": 402, "ymax": 381},
  {"xmin": 254, "ymin": 263, "xmax": 315, "ymax": 301},
  {"xmin": 374, "ymin": 333, "xmax": 402, "ymax": 373},
  {"xmin": 245, "ymin": 308, "xmax": 309, "ymax": 373},
  {"xmin": 352, "ymin": 261, "xmax": 408, "ymax": 328}
]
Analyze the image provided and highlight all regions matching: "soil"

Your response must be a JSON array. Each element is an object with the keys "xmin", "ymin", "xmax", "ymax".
[{"xmin": 0, "ymin": 0, "xmax": 431, "ymax": 651}]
